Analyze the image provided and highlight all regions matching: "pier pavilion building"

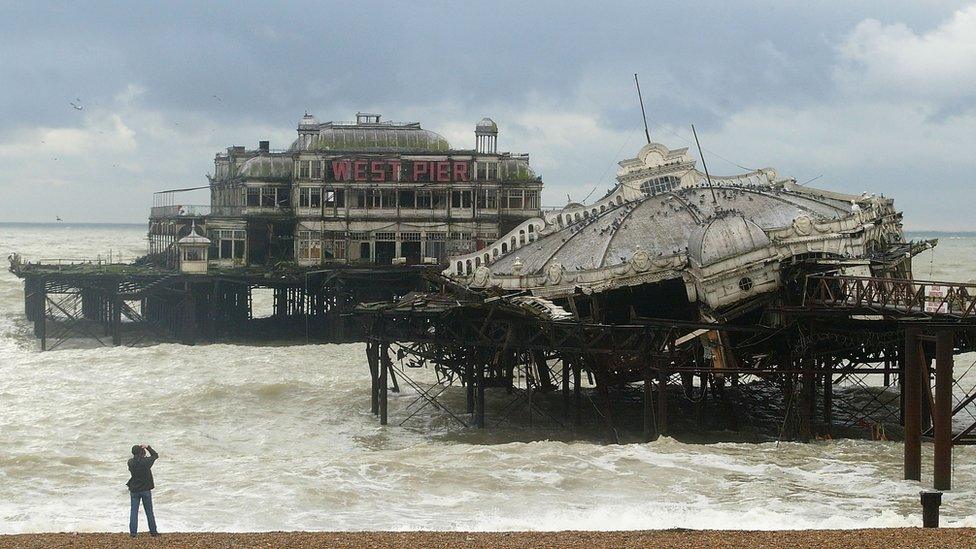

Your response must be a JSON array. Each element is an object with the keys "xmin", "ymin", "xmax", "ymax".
[{"xmin": 148, "ymin": 113, "xmax": 542, "ymax": 269}]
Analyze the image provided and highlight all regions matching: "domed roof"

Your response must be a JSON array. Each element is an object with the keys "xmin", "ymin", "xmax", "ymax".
[
  {"xmin": 299, "ymin": 112, "xmax": 319, "ymax": 128},
  {"xmin": 688, "ymin": 212, "xmax": 770, "ymax": 267},
  {"xmin": 178, "ymin": 224, "xmax": 210, "ymax": 245},
  {"xmin": 238, "ymin": 156, "xmax": 292, "ymax": 180},
  {"xmin": 486, "ymin": 184, "xmax": 846, "ymax": 278},
  {"xmin": 291, "ymin": 124, "xmax": 451, "ymax": 152},
  {"xmin": 476, "ymin": 117, "xmax": 498, "ymax": 133}
]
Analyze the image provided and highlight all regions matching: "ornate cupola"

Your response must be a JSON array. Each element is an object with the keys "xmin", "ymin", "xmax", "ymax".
[
  {"xmin": 475, "ymin": 117, "xmax": 498, "ymax": 154},
  {"xmin": 178, "ymin": 223, "xmax": 211, "ymax": 274}
]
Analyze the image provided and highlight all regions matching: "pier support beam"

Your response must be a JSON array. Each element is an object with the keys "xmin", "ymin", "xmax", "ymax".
[
  {"xmin": 904, "ymin": 327, "xmax": 922, "ymax": 481},
  {"xmin": 465, "ymin": 361, "xmax": 475, "ymax": 414},
  {"xmin": 367, "ymin": 342, "xmax": 379, "ymax": 416},
  {"xmin": 34, "ymin": 282, "xmax": 46, "ymax": 351},
  {"xmin": 475, "ymin": 363, "xmax": 486, "ymax": 429},
  {"xmin": 379, "ymin": 343, "xmax": 389, "ymax": 426},
  {"xmin": 572, "ymin": 359, "xmax": 582, "ymax": 427},
  {"xmin": 643, "ymin": 362, "xmax": 655, "ymax": 442},
  {"xmin": 111, "ymin": 290, "xmax": 122, "ymax": 347},
  {"xmin": 934, "ymin": 329, "xmax": 954, "ymax": 491},
  {"xmin": 657, "ymin": 362, "xmax": 669, "ymax": 437}
]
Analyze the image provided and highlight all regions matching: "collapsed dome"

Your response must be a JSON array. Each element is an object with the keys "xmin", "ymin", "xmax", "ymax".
[{"xmin": 688, "ymin": 212, "xmax": 770, "ymax": 267}]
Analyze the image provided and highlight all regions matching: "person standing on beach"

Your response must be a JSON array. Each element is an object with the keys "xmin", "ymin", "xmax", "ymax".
[{"xmin": 126, "ymin": 444, "xmax": 160, "ymax": 538}]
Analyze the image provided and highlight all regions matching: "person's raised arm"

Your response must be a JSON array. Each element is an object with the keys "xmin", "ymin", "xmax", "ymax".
[{"xmin": 146, "ymin": 445, "xmax": 158, "ymax": 465}]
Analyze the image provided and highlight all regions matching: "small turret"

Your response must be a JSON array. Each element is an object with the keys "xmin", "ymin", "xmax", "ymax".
[{"xmin": 475, "ymin": 117, "xmax": 498, "ymax": 154}]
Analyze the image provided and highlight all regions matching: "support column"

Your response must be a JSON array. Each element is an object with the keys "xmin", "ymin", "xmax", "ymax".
[
  {"xmin": 475, "ymin": 362, "xmax": 486, "ymax": 429},
  {"xmin": 112, "ymin": 291, "xmax": 122, "ymax": 347},
  {"xmin": 799, "ymin": 357, "xmax": 815, "ymax": 442},
  {"xmin": 904, "ymin": 327, "xmax": 922, "ymax": 481},
  {"xmin": 934, "ymin": 329, "xmax": 954, "ymax": 491},
  {"xmin": 572, "ymin": 359, "xmax": 582, "ymax": 427},
  {"xmin": 823, "ymin": 364, "xmax": 833, "ymax": 436},
  {"xmin": 379, "ymin": 343, "xmax": 389, "ymax": 426},
  {"xmin": 562, "ymin": 358, "xmax": 570, "ymax": 419},
  {"xmin": 597, "ymin": 374, "xmax": 619, "ymax": 444},
  {"xmin": 465, "ymin": 361, "xmax": 475, "ymax": 414},
  {"xmin": 34, "ymin": 281, "xmax": 46, "ymax": 351},
  {"xmin": 643, "ymin": 361, "xmax": 655, "ymax": 442},
  {"xmin": 367, "ymin": 342, "xmax": 379, "ymax": 415},
  {"xmin": 657, "ymin": 360, "xmax": 669, "ymax": 437}
]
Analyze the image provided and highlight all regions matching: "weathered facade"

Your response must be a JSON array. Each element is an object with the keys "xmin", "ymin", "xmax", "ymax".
[{"xmin": 149, "ymin": 113, "xmax": 542, "ymax": 269}]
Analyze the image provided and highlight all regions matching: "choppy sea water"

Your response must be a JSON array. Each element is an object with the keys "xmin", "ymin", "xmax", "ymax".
[{"xmin": 2, "ymin": 223, "xmax": 976, "ymax": 533}]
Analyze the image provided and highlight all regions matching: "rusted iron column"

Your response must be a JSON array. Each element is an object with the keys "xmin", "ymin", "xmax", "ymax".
[
  {"xmin": 112, "ymin": 291, "xmax": 122, "ymax": 347},
  {"xmin": 475, "ymin": 361, "xmax": 486, "ymax": 428},
  {"xmin": 657, "ymin": 360, "xmax": 669, "ymax": 437},
  {"xmin": 823, "ymin": 364, "xmax": 833, "ymax": 436},
  {"xmin": 934, "ymin": 329, "xmax": 954, "ymax": 490},
  {"xmin": 572, "ymin": 359, "xmax": 582, "ymax": 427},
  {"xmin": 561, "ymin": 358, "xmax": 570, "ymax": 419},
  {"xmin": 367, "ymin": 341, "xmax": 379, "ymax": 415},
  {"xmin": 379, "ymin": 343, "xmax": 389, "ymax": 426},
  {"xmin": 904, "ymin": 326, "xmax": 922, "ymax": 481},
  {"xmin": 465, "ymin": 361, "xmax": 475, "ymax": 414},
  {"xmin": 643, "ymin": 360, "xmax": 655, "ymax": 442},
  {"xmin": 597, "ymin": 374, "xmax": 619, "ymax": 444},
  {"xmin": 34, "ymin": 281, "xmax": 46, "ymax": 351},
  {"xmin": 799, "ymin": 357, "xmax": 815, "ymax": 442}
]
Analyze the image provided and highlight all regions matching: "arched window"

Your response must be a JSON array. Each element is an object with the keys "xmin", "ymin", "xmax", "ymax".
[
  {"xmin": 501, "ymin": 243, "xmax": 508, "ymax": 253},
  {"xmin": 592, "ymin": 209, "xmax": 597, "ymax": 216},
  {"xmin": 528, "ymin": 224, "xmax": 534, "ymax": 233},
  {"xmin": 600, "ymin": 205, "xmax": 605, "ymax": 212},
  {"xmin": 574, "ymin": 213, "xmax": 581, "ymax": 221},
  {"xmin": 456, "ymin": 262, "xmax": 463, "ymax": 275},
  {"xmin": 583, "ymin": 211, "xmax": 589, "ymax": 218},
  {"xmin": 519, "ymin": 234, "xmax": 525, "ymax": 245},
  {"xmin": 616, "ymin": 196, "xmax": 623, "ymax": 205},
  {"xmin": 475, "ymin": 257, "xmax": 481, "ymax": 267},
  {"xmin": 510, "ymin": 236, "xmax": 517, "ymax": 249},
  {"xmin": 484, "ymin": 253, "xmax": 490, "ymax": 264},
  {"xmin": 465, "ymin": 260, "xmax": 472, "ymax": 274}
]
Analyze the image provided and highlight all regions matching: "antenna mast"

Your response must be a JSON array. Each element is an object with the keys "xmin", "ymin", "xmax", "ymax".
[
  {"xmin": 692, "ymin": 124, "xmax": 718, "ymax": 206},
  {"xmin": 634, "ymin": 73, "xmax": 651, "ymax": 144}
]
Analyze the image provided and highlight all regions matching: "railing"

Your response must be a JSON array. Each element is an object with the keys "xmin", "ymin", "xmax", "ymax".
[
  {"xmin": 150, "ymin": 205, "xmax": 246, "ymax": 218},
  {"xmin": 803, "ymin": 275, "xmax": 976, "ymax": 319}
]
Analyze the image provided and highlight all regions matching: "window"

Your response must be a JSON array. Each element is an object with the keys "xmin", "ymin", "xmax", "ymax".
[
  {"xmin": 398, "ymin": 190, "xmax": 415, "ymax": 208},
  {"xmin": 297, "ymin": 230, "xmax": 322, "ymax": 261},
  {"xmin": 506, "ymin": 189, "xmax": 524, "ymax": 209},
  {"xmin": 299, "ymin": 187, "xmax": 322, "ymax": 208},
  {"xmin": 261, "ymin": 187, "xmax": 277, "ymax": 207},
  {"xmin": 350, "ymin": 189, "xmax": 367, "ymax": 209},
  {"xmin": 477, "ymin": 188, "xmax": 498, "ymax": 209},
  {"xmin": 432, "ymin": 190, "xmax": 448, "ymax": 209},
  {"xmin": 417, "ymin": 190, "xmax": 432, "ymax": 209},
  {"xmin": 246, "ymin": 187, "xmax": 260, "ymax": 207},
  {"xmin": 451, "ymin": 190, "xmax": 472, "ymax": 208},
  {"xmin": 311, "ymin": 161, "xmax": 322, "ymax": 179},
  {"xmin": 209, "ymin": 229, "xmax": 246, "ymax": 260},
  {"xmin": 476, "ymin": 162, "xmax": 487, "ymax": 180},
  {"xmin": 381, "ymin": 189, "xmax": 397, "ymax": 208},
  {"xmin": 487, "ymin": 163, "xmax": 497, "ymax": 180},
  {"xmin": 183, "ymin": 247, "xmax": 205, "ymax": 261},
  {"xmin": 298, "ymin": 160, "xmax": 311, "ymax": 179},
  {"xmin": 525, "ymin": 190, "xmax": 539, "ymax": 210},
  {"xmin": 640, "ymin": 176, "xmax": 680, "ymax": 195}
]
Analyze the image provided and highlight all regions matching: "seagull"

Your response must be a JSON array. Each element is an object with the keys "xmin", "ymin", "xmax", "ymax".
[
  {"xmin": 212, "ymin": 94, "xmax": 222, "ymax": 101},
  {"xmin": 69, "ymin": 100, "xmax": 84, "ymax": 110},
  {"xmin": 56, "ymin": 216, "xmax": 62, "ymax": 222}
]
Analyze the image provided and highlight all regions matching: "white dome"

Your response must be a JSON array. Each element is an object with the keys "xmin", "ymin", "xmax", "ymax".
[
  {"xmin": 476, "ymin": 117, "xmax": 498, "ymax": 133},
  {"xmin": 688, "ymin": 213, "xmax": 769, "ymax": 267}
]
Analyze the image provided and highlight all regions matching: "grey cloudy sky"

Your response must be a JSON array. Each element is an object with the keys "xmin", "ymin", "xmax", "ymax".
[{"xmin": 1, "ymin": 1, "xmax": 975, "ymax": 229}]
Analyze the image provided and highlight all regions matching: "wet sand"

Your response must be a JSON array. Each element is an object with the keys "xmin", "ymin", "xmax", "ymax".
[{"xmin": 2, "ymin": 529, "xmax": 975, "ymax": 548}]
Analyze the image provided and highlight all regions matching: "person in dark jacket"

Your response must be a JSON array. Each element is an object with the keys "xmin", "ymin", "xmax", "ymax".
[{"xmin": 126, "ymin": 444, "xmax": 159, "ymax": 537}]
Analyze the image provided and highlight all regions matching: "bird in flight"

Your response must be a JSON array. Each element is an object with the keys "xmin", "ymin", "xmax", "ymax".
[
  {"xmin": 56, "ymin": 216, "xmax": 62, "ymax": 222},
  {"xmin": 69, "ymin": 100, "xmax": 84, "ymax": 110}
]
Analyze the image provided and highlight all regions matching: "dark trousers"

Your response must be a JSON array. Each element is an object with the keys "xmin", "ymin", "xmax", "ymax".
[{"xmin": 129, "ymin": 490, "xmax": 157, "ymax": 536}]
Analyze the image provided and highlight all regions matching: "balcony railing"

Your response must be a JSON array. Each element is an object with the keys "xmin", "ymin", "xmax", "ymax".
[{"xmin": 150, "ymin": 205, "xmax": 246, "ymax": 218}]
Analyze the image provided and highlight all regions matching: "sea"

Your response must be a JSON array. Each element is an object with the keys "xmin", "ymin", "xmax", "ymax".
[{"xmin": 2, "ymin": 222, "xmax": 976, "ymax": 533}]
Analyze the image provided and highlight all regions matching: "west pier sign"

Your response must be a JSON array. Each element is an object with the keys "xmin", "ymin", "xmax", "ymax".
[{"xmin": 326, "ymin": 158, "xmax": 470, "ymax": 183}]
